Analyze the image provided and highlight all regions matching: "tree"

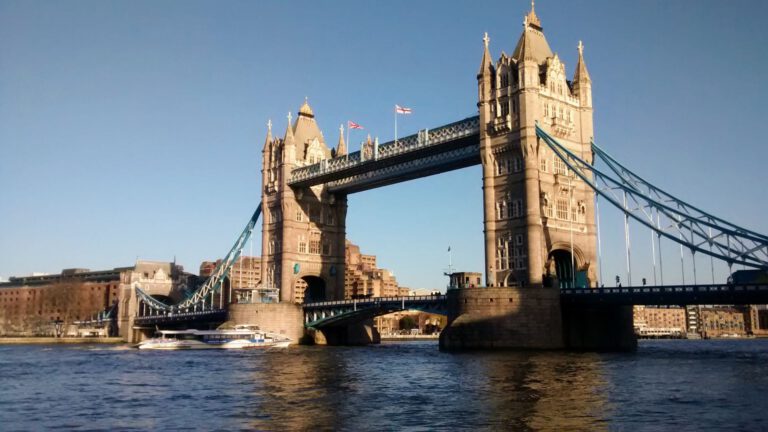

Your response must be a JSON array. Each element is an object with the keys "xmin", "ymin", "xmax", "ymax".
[{"xmin": 399, "ymin": 316, "xmax": 417, "ymax": 331}]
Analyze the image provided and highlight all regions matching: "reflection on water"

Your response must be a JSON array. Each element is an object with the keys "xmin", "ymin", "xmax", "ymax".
[{"xmin": 1, "ymin": 340, "xmax": 767, "ymax": 431}]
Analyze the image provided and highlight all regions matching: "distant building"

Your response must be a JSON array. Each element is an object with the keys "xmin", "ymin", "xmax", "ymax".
[
  {"xmin": 446, "ymin": 272, "xmax": 482, "ymax": 289},
  {"xmin": 344, "ymin": 240, "xmax": 402, "ymax": 299},
  {"xmin": 699, "ymin": 307, "xmax": 747, "ymax": 338},
  {"xmin": 633, "ymin": 306, "xmax": 687, "ymax": 338},
  {"xmin": 0, "ymin": 261, "xmax": 190, "ymax": 337},
  {"xmin": 200, "ymin": 256, "xmax": 262, "ymax": 290}
]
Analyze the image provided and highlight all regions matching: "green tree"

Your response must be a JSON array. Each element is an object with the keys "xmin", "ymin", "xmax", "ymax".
[{"xmin": 399, "ymin": 316, "xmax": 417, "ymax": 331}]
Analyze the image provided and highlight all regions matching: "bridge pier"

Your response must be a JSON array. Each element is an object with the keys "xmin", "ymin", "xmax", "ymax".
[
  {"xmin": 309, "ymin": 319, "xmax": 380, "ymax": 346},
  {"xmin": 440, "ymin": 287, "xmax": 636, "ymax": 351},
  {"xmin": 561, "ymin": 304, "xmax": 636, "ymax": 351},
  {"xmin": 228, "ymin": 303, "xmax": 306, "ymax": 343},
  {"xmin": 439, "ymin": 287, "xmax": 563, "ymax": 350}
]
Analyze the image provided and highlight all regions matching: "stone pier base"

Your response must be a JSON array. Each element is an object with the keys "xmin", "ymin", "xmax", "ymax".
[
  {"xmin": 439, "ymin": 287, "xmax": 564, "ymax": 350},
  {"xmin": 561, "ymin": 303, "xmax": 637, "ymax": 351},
  {"xmin": 228, "ymin": 303, "xmax": 306, "ymax": 344}
]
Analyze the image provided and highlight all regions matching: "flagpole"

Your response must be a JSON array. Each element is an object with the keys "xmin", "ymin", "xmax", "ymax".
[
  {"xmin": 394, "ymin": 105, "xmax": 398, "ymax": 145},
  {"xmin": 346, "ymin": 122, "xmax": 350, "ymax": 162}
]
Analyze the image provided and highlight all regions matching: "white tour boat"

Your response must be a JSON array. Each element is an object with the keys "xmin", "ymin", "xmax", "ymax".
[{"xmin": 137, "ymin": 325, "xmax": 291, "ymax": 350}]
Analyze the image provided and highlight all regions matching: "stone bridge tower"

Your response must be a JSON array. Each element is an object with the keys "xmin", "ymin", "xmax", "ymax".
[
  {"xmin": 478, "ymin": 4, "xmax": 597, "ymax": 291},
  {"xmin": 260, "ymin": 101, "xmax": 348, "ymax": 303}
]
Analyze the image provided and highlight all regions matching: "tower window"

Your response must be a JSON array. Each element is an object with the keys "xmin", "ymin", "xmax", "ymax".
[
  {"xmin": 511, "ymin": 200, "xmax": 523, "ymax": 218},
  {"xmin": 496, "ymin": 200, "xmax": 507, "ymax": 219},
  {"xmin": 556, "ymin": 199, "xmax": 569, "ymax": 220},
  {"xmin": 554, "ymin": 158, "xmax": 569, "ymax": 176},
  {"xmin": 310, "ymin": 232, "xmax": 321, "ymax": 255},
  {"xmin": 513, "ymin": 157, "xmax": 522, "ymax": 173},
  {"xmin": 298, "ymin": 236, "xmax": 307, "ymax": 254}
]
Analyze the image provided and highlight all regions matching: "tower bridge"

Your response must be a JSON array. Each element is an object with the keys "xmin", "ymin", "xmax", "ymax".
[{"xmin": 130, "ymin": 4, "xmax": 768, "ymax": 350}]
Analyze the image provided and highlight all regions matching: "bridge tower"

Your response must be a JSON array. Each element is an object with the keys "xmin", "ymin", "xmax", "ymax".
[
  {"xmin": 260, "ymin": 101, "xmax": 348, "ymax": 303},
  {"xmin": 441, "ymin": 4, "xmax": 611, "ymax": 350},
  {"xmin": 478, "ymin": 5, "xmax": 597, "ymax": 291}
]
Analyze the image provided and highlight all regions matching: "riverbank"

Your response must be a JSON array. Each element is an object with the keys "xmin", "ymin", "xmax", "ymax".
[
  {"xmin": 0, "ymin": 337, "xmax": 124, "ymax": 344},
  {"xmin": 381, "ymin": 334, "xmax": 439, "ymax": 342}
]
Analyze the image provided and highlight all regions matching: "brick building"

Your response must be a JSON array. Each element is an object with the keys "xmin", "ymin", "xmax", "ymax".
[
  {"xmin": 0, "ymin": 261, "xmax": 188, "ymax": 337},
  {"xmin": 200, "ymin": 256, "xmax": 262, "ymax": 290},
  {"xmin": 344, "ymin": 240, "xmax": 406, "ymax": 299},
  {"xmin": 633, "ymin": 306, "xmax": 687, "ymax": 338}
]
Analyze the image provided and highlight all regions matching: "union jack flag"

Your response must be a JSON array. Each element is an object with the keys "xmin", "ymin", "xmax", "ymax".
[{"xmin": 348, "ymin": 120, "xmax": 363, "ymax": 129}]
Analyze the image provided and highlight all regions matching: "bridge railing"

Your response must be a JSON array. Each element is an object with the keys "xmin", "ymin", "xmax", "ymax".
[
  {"xmin": 303, "ymin": 294, "xmax": 446, "ymax": 309},
  {"xmin": 288, "ymin": 116, "xmax": 479, "ymax": 185}
]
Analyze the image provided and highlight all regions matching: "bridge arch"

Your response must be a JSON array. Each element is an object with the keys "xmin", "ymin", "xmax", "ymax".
[
  {"xmin": 298, "ymin": 275, "xmax": 326, "ymax": 303},
  {"xmin": 547, "ymin": 243, "xmax": 588, "ymax": 289}
]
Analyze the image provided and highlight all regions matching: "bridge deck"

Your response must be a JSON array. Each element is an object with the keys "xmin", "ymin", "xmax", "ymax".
[
  {"xmin": 288, "ymin": 116, "xmax": 480, "ymax": 193},
  {"xmin": 560, "ymin": 284, "xmax": 768, "ymax": 306}
]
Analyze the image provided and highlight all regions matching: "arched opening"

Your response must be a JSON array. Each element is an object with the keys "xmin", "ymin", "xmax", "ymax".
[
  {"xmin": 300, "ymin": 276, "xmax": 326, "ymax": 303},
  {"xmin": 503, "ymin": 272, "xmax": 518, "ymax": 288},
  {"xmin": 550, "ymin": 250, "xmax": 575, "ymax": 289}
]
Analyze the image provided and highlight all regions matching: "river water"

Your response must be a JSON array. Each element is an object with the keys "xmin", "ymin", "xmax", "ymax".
[{"xmin": 1, "ymin": 339, "xmax": 767, "ymax": 431}]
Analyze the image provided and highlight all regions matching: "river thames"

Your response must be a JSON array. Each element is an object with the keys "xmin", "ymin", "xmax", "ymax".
[{"xmin": 1, "ymin": 339, "xmax": 767, "ymax": 431}]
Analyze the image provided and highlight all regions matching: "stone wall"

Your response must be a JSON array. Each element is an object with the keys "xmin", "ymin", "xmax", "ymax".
[
  {"xmin": 439, "ymin": 287, "xmax": 563, "ymax": 350},
  {"xmin": 228, "ymin": 303, "xmax": 305, "ymax": 343}
]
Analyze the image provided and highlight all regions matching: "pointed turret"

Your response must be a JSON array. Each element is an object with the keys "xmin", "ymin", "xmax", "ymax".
[
  {"xmin": 477, "ymin": 32, "xmax": 494, "ymax": 119},
  {"xmin": 526, "ymin": 0, "xmax": 542, "ymax": 30},
  {"xmin": 293, "ymin": 98, "xmax": 331, "ymax": 161},
  {"xmin": 283, "ymin": 112, "xmax": 296, "ymax": 163},
  {"xmin": 512, "ymin": 1, "xmax": 553, "ymax": 66},
  {"xmin": 573, "ymin": 40, "xmax": 591, "ymax": 83},
  {"xmin": 263, "ymin": 119, "xmax": 273, "ymax": 154},
  {"xmin": 477, "ymin": 32, "xmax": 493, "ymax": 77},
  {"xmin": 337, "ymin": 124, "xmax": 347, "ymax": 156},
  {"xmin": 572, "ymin": 41, "xmax": 592, "ymax": 108}
]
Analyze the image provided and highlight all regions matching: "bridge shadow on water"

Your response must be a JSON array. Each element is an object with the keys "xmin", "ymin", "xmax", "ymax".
[{"xmin": 241, "ymin": 344, "xmax": 611, "ymax": 430}]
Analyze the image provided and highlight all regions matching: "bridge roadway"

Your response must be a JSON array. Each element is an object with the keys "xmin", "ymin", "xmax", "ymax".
[
  {"xmin": 303, "ymin": 295, "xmax": 447, "ymax": 328},
  {"xmin": 132, "ymin": 284, "xmax": 768, "ymax": 328},
  {"xmin": 559, "ymin": 283, "xmax": 768, "ymax": 306},
  {"xmin": 288, "ymin": 116, "xmax": 480, "ymax": 194},
  {"xmin": 303, "ymin": 284, "xmax": 768, "ymax": 328}
]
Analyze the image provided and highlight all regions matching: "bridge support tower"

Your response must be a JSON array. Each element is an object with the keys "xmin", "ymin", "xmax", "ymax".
[
  {"xmin": 443, "ymin": 5, "xmax": 634, "ymax": 350},
  {"xmin": 261, "ymin": 101, "xmax": 348, "ymax": 304}
]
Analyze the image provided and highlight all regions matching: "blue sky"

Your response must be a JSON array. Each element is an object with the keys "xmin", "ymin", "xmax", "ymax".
[{"xmin": 1, "ymin": 1, "xmax": 766, "ymax": 289}]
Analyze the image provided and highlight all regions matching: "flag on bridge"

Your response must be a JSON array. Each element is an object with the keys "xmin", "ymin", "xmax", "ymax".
[
  {"xmin": 395, "ymin": 104, "xmax": 412, "ymax": 115},
  {"xmin": 348, "ymin": 120, "xmax": 363, "ymax": 129}
]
